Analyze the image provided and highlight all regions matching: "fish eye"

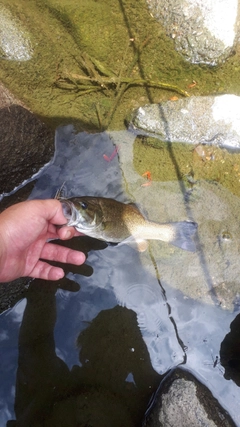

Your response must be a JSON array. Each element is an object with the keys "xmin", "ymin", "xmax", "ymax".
[{"xmin": 80, "ymin": 201, "xmax": 88, "ymax": 210}]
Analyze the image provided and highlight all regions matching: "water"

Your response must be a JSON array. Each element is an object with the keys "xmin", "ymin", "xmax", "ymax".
[
  {"xmin": 1, "ymin": 0, "xmax": 240, "ymax": 424},
  {"xmin": 1, "ymin": 126, "xmax": 240, "ymax": 425}
]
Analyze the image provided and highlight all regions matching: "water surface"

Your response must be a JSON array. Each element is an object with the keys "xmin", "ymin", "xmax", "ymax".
[{"xmin": 1, "ymin": 127, "xmax": 240, "ymax": 425}]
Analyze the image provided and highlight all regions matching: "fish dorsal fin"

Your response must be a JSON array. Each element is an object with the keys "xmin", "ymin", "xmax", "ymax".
[{"xmin": 55, "ymin": 182, "xmax": 67, "ymax": 200}]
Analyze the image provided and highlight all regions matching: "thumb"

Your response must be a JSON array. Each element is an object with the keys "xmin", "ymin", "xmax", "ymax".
[{"xmin": 57, "ymin": 226, "xmax": 82, "ymax": 240}]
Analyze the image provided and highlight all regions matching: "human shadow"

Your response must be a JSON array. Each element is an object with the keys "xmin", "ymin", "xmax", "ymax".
[
  {"xmin": 7, "ymin": 278, "xmax": 161, "ymax": 427},
  {"xmin": 220, "ymin": 312, "xmax": 240, "ymax": 386}
]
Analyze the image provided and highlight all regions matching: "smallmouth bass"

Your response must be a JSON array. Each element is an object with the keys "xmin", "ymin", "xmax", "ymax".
[{"xmin": 59, "ymin": 196, "xmax": 197, "ymax": 252}]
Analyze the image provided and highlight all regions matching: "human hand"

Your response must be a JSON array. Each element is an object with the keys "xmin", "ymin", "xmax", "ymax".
[{"xmin": 0, "ymin": 199, "xmax": 85, "ymax": 282}]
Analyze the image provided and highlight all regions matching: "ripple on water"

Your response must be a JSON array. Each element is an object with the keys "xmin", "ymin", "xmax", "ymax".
[
  {"xmin": 115, "ymin": 281, "xmax": 184, "ymax": 373},
  {"xmin": 115, "ymin": 282, "xmax": 164, "ymax": 331}
]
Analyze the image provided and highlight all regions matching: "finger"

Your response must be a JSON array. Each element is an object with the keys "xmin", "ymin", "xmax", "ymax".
[
  {"xmin": 48, "ymin": 222, "xmax": 61, "ymax": 235},
  {"xmin": 26, "ymin": 199, "xmax": 68, "ymax": 226},
  {"xmin": 29, "ymin": 260, "xmax": 65, "ymax": 281},
  {"xmin": 40, "ymin": 242, "xmax": 86, "ymax": 265},
  {"xmin": 57, "ymin": 226, "xmax": 83, "ymax": 240}
]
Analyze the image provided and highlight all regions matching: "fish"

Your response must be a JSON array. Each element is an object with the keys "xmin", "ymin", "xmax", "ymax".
[{"xmin": 59, "ymin": 196, "xmax": 197, "ymax": 252}]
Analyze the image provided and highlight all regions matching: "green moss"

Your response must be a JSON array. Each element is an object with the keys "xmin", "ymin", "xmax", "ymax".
[
  {"xmin": 0, "ymin": 0, "xmax": 240, "ymax": 132},
  {"xmin": 133, "ymin": 136, "xmax": 240, "ymax": 197},
  {"xmin": 1, "ymin": 0, "xmax": 240, "ymax": 195}
]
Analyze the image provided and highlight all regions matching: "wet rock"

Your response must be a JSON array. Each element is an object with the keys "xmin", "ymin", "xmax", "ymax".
[
  {"xmin": 0, "ymin": 103, "xmax": 54, "ymax": 196},
  {"xmin": 0, "ymin": 82, "xmax": 24, "ymax": 109},
  {"xmin": 144, "ymin": 368, "xmax": 235, "ymax": 427},
  {"xmin": 0, "ymin": 4, "xmax": 33, "ymax": 61},
  {"xmin": 0, "ymin": 277, "xmax": 29, "ymax": 315},
  {"xmin": 146, "ymin": 0, "xmax": 239, "ymax": 66},
  {"xmin": 130, "ymin": 95, "xmax": 240, "ymax": 150},
  {"xmin": 110, "ymin": 130, "xmax": 240, "ymax": 312},
  {"xmin": 0, "ymin": 84, "xmax": 54, "ymax": 313}
]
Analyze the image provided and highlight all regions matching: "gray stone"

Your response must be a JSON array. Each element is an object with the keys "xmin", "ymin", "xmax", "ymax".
[
  {"xmin": 146, "ymin": 0, "xmax": 239, "ymax": 66},
  {"xmin": 111, "ymin": 129, "xmax": 240, "ymax": 312},
  {"xmin": 144, "ymin": 369, "xmax": 235, "ymax": 426},
  {"xmin": 0, "ymin": 4, "xmax": 33, "ymax": 61},
  {"xmin": 130, "ymin": 95, "xmax": 240, "ymax": 150}
]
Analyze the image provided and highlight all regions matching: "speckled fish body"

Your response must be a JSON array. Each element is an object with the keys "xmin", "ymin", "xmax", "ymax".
[{"xmin": 59, "ymin": 196, "xmax": 197, "ymax": 252}]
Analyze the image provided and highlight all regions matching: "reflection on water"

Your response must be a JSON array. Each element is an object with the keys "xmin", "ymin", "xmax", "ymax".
[
  {"xmin": 1, "ymin": 126, "xmax": 240, "ymax": 425},
  {"xmin": 221, "ymin": 314, "xmax": 240, "ymax": 386},
  {"xmin": 2, "ymin": 279, "xmax": 160, "ymax": 426}
]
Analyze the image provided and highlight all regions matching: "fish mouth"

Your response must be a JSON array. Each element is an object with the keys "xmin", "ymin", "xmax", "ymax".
[
  {"xmin": 60, "ymin": 200, "xmax": 101, "ymax": 232},
  {"xmin": 60, "ymin": 201, "xmax": 78, "ymax": 225}
]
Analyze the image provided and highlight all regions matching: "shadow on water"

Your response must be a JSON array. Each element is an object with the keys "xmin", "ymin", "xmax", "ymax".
[
  {"xmin": 1, "ymin": 127, "xmax": 240, "ymax": 426},
  {"xmin": 5, "ymin": 280, "xmax": 160, "ymax": 427},
  {"xmin": 155, "ymin": 103, "xmax": 219, "ymax": 305},
  {"xmin": 220, "ymin": 314, "xmax": 240, "ymax": 386}
]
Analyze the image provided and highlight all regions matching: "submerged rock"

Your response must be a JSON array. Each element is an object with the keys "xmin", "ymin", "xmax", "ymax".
[
  {"xmin": 130, "ymin": 95, "xmax": 240, "ymax": 150},
  {"xmin": 0, "ymin": 84, "xmax": 54, "ymax": 313},
  {"xmin": 0, "ymin": 4, "xmax": 33, "ymax": 61},
  {"xmin": 144, "ymin": 368, "xmax": 235, "ymax": 426},
  {"xmin": 111, "ymin": 129, "xmax": 240, "ymax": 313},
  {"xmin": 0, "ymin": 103, "xmax": 54, "ymax": 196},
  {"xmin": 146, "ymin": 0, "xmax": 239, "ymax": 66}
]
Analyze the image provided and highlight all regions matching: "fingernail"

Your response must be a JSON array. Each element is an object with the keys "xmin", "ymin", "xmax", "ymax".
[{"xmin": 65, "ymin": 230, "xmax": 72, "ymax": 239}]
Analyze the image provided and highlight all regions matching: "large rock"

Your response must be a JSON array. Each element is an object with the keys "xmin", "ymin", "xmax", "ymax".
[
  {"xmin": 0, "ymin": 4, "xmax": 33, "ymax": 61},
  {"xmin": 0, "ymin": 83, "xmax": 54, "ymax": 313},
  {"xmin": 0, "ymin": 103, "xmax": 54, "ymax": 196},
  {"xmin": 144, "ymin": 368, "xmax": 235, "ymax": 426},
  {"xmin": 130, "ymin": 95, "xmax": 240, "ymax": 150},
  {"xmin": 146, "ymin": 0, "xmax": 239, "ymax": 65}
]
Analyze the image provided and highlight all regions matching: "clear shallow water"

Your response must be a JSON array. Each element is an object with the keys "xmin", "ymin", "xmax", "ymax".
[{"xmin": 1, "ymin": 126, "xmax": 240, "ymax": 425}]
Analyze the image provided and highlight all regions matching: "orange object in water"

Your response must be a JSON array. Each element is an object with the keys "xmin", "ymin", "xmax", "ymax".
[
  {"xmin": 109, "ymin": 146, "xmax": 119, "ymax": 161},
  {"xmin": 141, "ymin": 170, "xmax": 152, "ymax": 186},
  {"xmin": 103, "ymin": 146, "xmax": 119, "ymax": 162},
  {"xmin": 103, "ymin": 154, "xmax": 110, "ymax": 162},
  {"xmin": 188, "ymin": 80, "xmax": 197, "ymax": 88},
  {"xmin": 142, "ymin": 171, "xmax": 152, "ymax": 181},
  {"xmin": 141, "ymin": 181, "xmax": 152, "ymax": 187}
]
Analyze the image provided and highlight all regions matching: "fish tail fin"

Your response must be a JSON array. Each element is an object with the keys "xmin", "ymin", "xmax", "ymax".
[{"xmin": 170, "ymin": 221, "xmax": 197, "ymax": 252}]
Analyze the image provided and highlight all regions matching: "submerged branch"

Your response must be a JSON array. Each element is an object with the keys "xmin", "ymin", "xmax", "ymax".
[
  {"xmin": 55, "ymin": 72, "xmax": 189, "ymax": 97},
  {"xmin": 54, "ymin": 50, "xmax": 189, "ymax": 127}
]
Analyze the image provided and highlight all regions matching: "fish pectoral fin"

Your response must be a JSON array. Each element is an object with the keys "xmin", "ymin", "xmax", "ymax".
[{"xmin": 117, "ymin": 236, "xmax": 149, "ymax": 252}]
